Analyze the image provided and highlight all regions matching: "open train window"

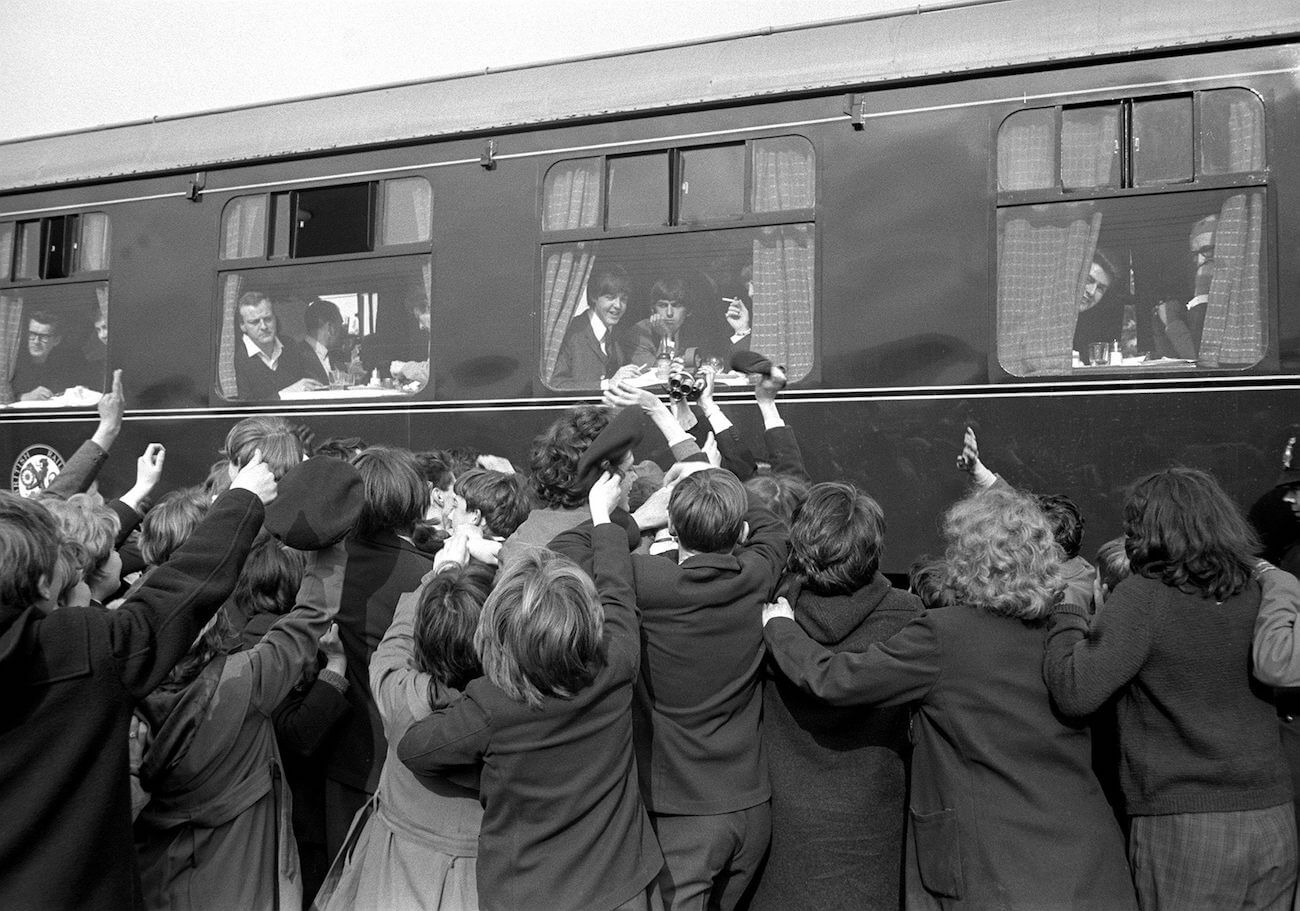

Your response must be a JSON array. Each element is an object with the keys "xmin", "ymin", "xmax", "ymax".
[
  {"xmin": 220, "ymin": 177, "xmax": 431, "ymax": 260},
  {"xmin": 995, "ymin": 89, "xmax": 1267, "ymax": 377},
  {"xmin": 538, "ymin": 225, "xmax": 815, "ymax": 392},
  {"xmin": 6, "ymin": 213, "xmax": 110, "ymax": 281},
  {"xmin": 213, "ymin": 255, "xmax": 431, "ymax": 403}
]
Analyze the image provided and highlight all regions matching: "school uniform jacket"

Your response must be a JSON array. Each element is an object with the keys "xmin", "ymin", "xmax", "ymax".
[
  {"xmin": 551, "ymin": 506, "xmax": 788, "ymax": 816},
  {"xmin": 397, "ymin": 523, "xmax": 663, "ymax": 911},
  {"xmin": 0, "ymin": 489, "xmax": 264, "ymax": 911},
  {"xmin": 765, "ymin": 606, "xmax": 1136, "ymax": 911},
  {"xmin": 550, "ymin": 315, "xmax": 626, "ymax": 389}
]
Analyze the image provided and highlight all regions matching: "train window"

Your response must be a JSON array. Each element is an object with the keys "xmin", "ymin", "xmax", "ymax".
[
  {"xmin": 381, "ymin": 177, "xmax": 433, "ymax": 245},
  {"xmin": 608, "ymin": 153, "xmax": 670, "ymax": 229},
  {"xmin": 679, "ymin": 145, "xmax": 745, "ymax": 224},
  {"xmin": 0, "ymin": 281, "xmax": 109, "ymax": 405},
  {"xmin": 5, "ymin": 213, "xmax": 109, "ymax": 281},
  {"xmin": 1061, "ymin": 104, "xmax": 1121, "ymax": 190},
  {"xmin": 998, "ymin": 109, "xmax": 1056, "ymax": 191},
  {"xmin": 14, "ymin": 222, "xmax": 40, "ymax": 280},
  {"xmin": 220, "ymin": 177, "xmax": 431, "ymax": 260},
  {"xmin": 222, "ymin": 196, "xmax": 268, "ymax": 259},
  {"xmin": 292, "ymin": 183, "xmax": 375, "ymax": 257},
  {"xmin": 1133, "ymin": 96, "xmax": 1193, "ymax": 187},
  {"xmin": 751, "ymin": 137, "xmax": 816, "ymax": 211},
  {"xmin": 542, "ymin": 158, "xmax": 602, "ymax": 231},
  {"xmin": 213, "ymin": 254, "xmax": 431, "ymax": 402},
  {"xmin": 996, "ymin": 89, "xmax": 1268, "ymax": 378},
  {"xmin": 1201, "ymin": 89, "xmax": 1265, "ymax": 175},
  {"xmin": 538, "ymin": 224, "xmax": 815, "ymax": 391},
  {"xmin": 996, "ymin": 188, "xmax": 1266, "ymax": 376},
  {"xmin": 270, "ymin": 193, "xmax": 292, "ymax": 259},
  {"xmin": 77, "ymin": 214, "xmax": 111, "ymax": 273}
]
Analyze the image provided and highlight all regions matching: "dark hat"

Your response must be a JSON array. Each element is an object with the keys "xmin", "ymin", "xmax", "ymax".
[
  {"xmin": 730, "ymin": 351, "xmax": 774, "ymax": 377},
  {"xmin": 576, "ymin": 406, "xmax": 645, "ymax": 493},
  {"xmin": 264, "ymin": 456, "xmax": 364, "ymax": 550}
]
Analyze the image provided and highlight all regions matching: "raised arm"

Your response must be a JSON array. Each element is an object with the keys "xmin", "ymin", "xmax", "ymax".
[
  {"xmin": 755, "ymin": 365, "xmax": 810, "ymax": 483},
  {"xmin": 1253, "ymin": 562, "xmax": 1300, "ymax": 687},
  {"xmin": 762, "ymin": 599, "xmax": 940, "ymax": 706},
  {"xmin": 697, "ymin": 368, "xmax": 757, "ymax": 481},
  {"xmin": 107, "ymin": 453, "xmax": 276, "ymax": 698},
  {"xmin": 40, "ymin": 371, "xmax": 125, "ymax": 501},
  {"xmin": 587, "ymin": 471, "xmax": 640, "ymax": 667},
  {"xmin": 273, "ymin": 624, "xmax": 350, "ymax": 759},
  {"xmin": 241, "ymin": 542, "xmax": 346, "ymax": 713},
  {"xmin": 372, "ymin": 569, "xmax": 464, "ymax": 744}
]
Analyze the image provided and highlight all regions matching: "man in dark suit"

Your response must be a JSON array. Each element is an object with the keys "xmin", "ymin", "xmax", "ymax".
[{"xmin": 550, "ymin": 265, "xmax": 631, "ymax": 389}]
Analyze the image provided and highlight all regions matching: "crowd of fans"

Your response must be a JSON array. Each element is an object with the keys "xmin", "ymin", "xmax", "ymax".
[{"xmin": 1, "ymin": 362, "xmax": 1299, "ymax": 911}]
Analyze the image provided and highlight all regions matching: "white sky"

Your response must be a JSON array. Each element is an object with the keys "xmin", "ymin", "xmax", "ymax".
[{"xmin": 0, "ymin": 0, "xmax": 918, "ymax": 142}]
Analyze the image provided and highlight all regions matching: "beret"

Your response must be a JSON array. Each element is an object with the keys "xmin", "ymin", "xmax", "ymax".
[
  {"xmin": 730, "ymin": 351, "xmax": 774, "ymax": 377},
  {"xmin": 576, "ymin": 406, "xmax": 646, "ymax": 494},
  {"xmin": 264, "ymin": 456, "xmax": 364, "ymax": 550}
]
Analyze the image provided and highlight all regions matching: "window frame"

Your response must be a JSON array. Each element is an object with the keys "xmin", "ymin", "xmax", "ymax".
[
  {"xmin": 540, "ymin": 134, "xmax": 818, "ymax": 242},
  {"xmin": 0, "ymin": 211, "xmax": 112, "ymax": 286},
  {"xmin": 991, "ymin": 86, "xmax": 1274, "ymax": 380},
  {"xmin": 535, "ymin": 132, "xmax": 821, "ymax": 394}
]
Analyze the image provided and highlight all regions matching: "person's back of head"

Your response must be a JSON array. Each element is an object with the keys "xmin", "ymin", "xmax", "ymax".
[
  {"xmin": 140, "ymin": 487, "xmax": 210, "ymax": 566},
  {"xmin": 670, "ymin": 468, "xmax": 748, "ymax": 555},
  {"xmin": 788, "ymin": 481, "xmax": 885, "ymax": 596},
  {"xmin": 44, "ymin": 493, "xmax": 120, "ymax": 592},
  {"xmin": 455, "ymin": 468, "xmax": 532, "ymax": 539},
  {"xmin": 743, "ymin": 472, "xmax": 809, "ymax": 527},
  {"xmin": 303, "ymin": 298, "xmax": 342, "ymax": 336},
  {"xmin": 223, "ymin": 416, "xmax": 304, "ymax": 480},
  {"xmin": 203, "ymin": 459, "xmax": 233, "ymax": 499},
  {"xmin": 0, "ymin": 492, "xmax": 60, "ymax": 617},
  {"xmin": 315, "ymin": 437, "xmax": 368, "ymax": 462},
  {"xmin": 233, "ymin": 539, "xmax": 306, "ymax": 621},
  {"xmin": 415, "ymin": 563, "xmax": 495, "ymax": 698},
  {"xmin": 941, "ymin": 487, "xmax": 1063, "ymax": 620},
  {"xmin": 1036, "ymin": 493, "xmax": 1085, "ymax": 559},
  {"xmin": 908, "ymin": 555, "xmax": 948, "ymax": 609},
  {"xmin": 474, "ymin": 549, "xmax": 604, "ymax": 708},
  {"xmin": 414, "ymin": 450, "xmax": 455, "ymax": 490},
  {"xmin": 1094, "ymin": 535, "xmax": 1131, "ymax": 603},
  {"xmin": 528, "ymin": 405, "xmax": 610, "ymax": 510},
  {"xmin": 1124, "ymin": 466, "xmax": 1258, "ymax": 601},
  {"xmin": 52, "ymin": 539, "xmax": 92, "ymax": 608},
  {"xmin": 352, "ymin": 445, "xmax": 427, "ymax": 537}
]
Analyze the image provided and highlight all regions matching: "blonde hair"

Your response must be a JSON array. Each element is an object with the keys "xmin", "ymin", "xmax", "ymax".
[
  {"xmin": 474, "ymin": 549, "xmax": 604, "ymax": 708},
  {"xmin": 44, "ymin": 492, "xmax": 120, "ymax": 584},
  {"xmin": 940, "ymin": 487, "xmax": 1064, "ymax": 620}
]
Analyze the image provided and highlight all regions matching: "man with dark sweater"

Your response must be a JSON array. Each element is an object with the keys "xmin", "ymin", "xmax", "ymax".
[
  {"xmin": 0, "ymin": 454, "xmax": 276, "ymax": 911},
  {"xmin": 552, "ymin": 465, "xmax": 788, "ymax": 910}
]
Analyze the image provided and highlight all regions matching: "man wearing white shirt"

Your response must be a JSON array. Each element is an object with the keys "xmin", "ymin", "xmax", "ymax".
[{"xmin": 232, "ymin": 293, "xmax": 326, "ymax": 400}]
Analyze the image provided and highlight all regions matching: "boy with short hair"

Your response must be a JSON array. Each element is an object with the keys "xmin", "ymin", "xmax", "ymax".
[
  {"xmin": 552, "ymin": 464, "xmax": 788, "ymax": 911},
  {"xmin": 447, "ymin": 468, "xmax": 532, "ymax": 540}
]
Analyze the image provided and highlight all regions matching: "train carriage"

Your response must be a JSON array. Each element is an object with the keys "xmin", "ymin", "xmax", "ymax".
[{"xmin": 1, "ymin": 0, "xmax": 1298, "ymax": 569}]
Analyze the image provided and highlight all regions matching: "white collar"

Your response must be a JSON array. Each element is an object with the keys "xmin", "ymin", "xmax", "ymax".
[{"xmin": 242, "ymin": 333, "xmax": 283, "ymax": 368}]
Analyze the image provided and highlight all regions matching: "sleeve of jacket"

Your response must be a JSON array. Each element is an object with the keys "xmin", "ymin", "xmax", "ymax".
[
  {"xmin": 763, "ymin": 425, "xmax": 810, "ymax": 483},
  {"xmin": 273, "ymin": 670, "xmax": 351, "ymax": 758},
  {"xmin": 108, "ymin": 498, "xmax": 143, "ymax": 549},
  {"xmin": 243, "ymin": 542, "xmax": 346, "ymax": 714},
  {"xmin": 397, "ymin": 687, "xmax": 492, "ymax": 775},
  {"xmin": 107, "ymin": 487, "xmax": 264, "ymax": 700},
  {"xmin": 1042, "ymin": 580, "xmax": 1153, "ymax": 716},
  {"xmin": 593, "ymin": 523, "xmax": 641, "ymax": 669},
  {"xmin": 764, "ymin": 612, "xmax": 940, "ymax": 707},
  {"xmin": 39, "ymin": 439, "xmax": 107, "ymax": 501},
  {"xmin": 373, "ymin": 574, "xmax": 463, "ymax": 747},
  {"xmin": 740, "ymin": 506, "xmax": 790, "ymax": 591},
  {"xmin": 1254, "ymin": 563, "xmax": 1300, "ymax": 687},
  {"xmin": 715, "ymin": 425, "xmax": 757, "ymax": 482}
]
